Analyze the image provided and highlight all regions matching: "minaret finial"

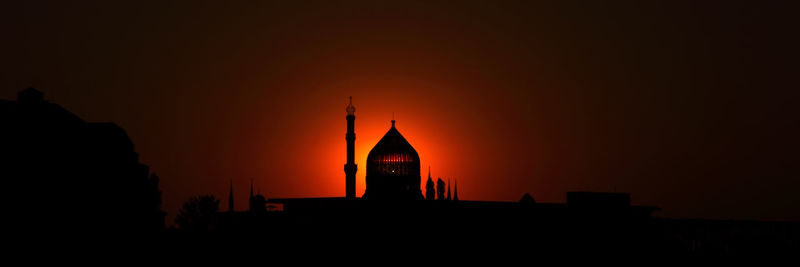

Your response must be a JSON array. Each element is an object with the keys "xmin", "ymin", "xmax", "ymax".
[{"xmin": 346, "ymin": 96, "xmax": 355, "ymax": 115}]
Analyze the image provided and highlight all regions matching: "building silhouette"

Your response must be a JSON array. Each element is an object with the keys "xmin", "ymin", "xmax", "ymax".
[
  {"xmin": 362, "ymin": 117, "xmax": 424, "ymax": 200},
  {"xmin": 256, "ymin": 96, "xmax": 688, "ymax": 254},
  {"xmin": 248, "ymin": 179, "xmax": 266, "ymax": 213}
]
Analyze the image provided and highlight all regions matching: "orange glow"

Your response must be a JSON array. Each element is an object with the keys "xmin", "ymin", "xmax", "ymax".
[
  {"xmin": 5, "ymin": 0, "xmax": 798, "ymax": 224},
  {"xmin": 232, "ymin": 69, "xmax": 553, "ymax": 206}
]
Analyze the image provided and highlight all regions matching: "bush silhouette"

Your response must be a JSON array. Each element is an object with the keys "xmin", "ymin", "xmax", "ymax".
[{"xmin": 175, "ymin": 195, "xmax": 220, "ymax": 231}]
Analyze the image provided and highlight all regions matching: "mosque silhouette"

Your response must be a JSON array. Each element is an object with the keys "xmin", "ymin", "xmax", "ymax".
[
  {"xmin": 261, "ymin": 97, "xmax": 657, "ymax": 212},
  {"xmin": 2, "ymin": 88, "xmax": 797, "ymax": 255},
  {"xmin": 213, "ymin": 96, "xmax": 800, "ymax": 255},
  {"xmin": 224, "ymin": 97, "xmax": 670, "ymax": 253}
]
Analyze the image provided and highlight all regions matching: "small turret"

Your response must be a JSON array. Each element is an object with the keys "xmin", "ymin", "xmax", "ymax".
[
  {"xmin": 425, "ymin": 166, "xmax": 435, "ymax": 200},
  {"xmin": 436, "ymin": 178, "xmax": 445, "ymax": 200}
]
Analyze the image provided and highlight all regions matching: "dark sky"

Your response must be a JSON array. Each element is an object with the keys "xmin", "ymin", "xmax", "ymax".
[{"xmin": 2, "ymin": 0, "xmax": 798, "ymax": 222}]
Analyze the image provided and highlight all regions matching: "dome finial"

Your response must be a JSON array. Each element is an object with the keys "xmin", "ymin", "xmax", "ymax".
[
  {"xmin": 346, "ymin": 96, "xmax": 355, "ymax": 115},
  {"xmin": 391, "ymin": 112, "xmax": 395, "ymax": 127}
]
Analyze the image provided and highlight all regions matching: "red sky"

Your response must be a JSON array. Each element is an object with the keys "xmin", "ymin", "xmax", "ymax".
[{"xmin": 2, "ymin": 0, "xmax": 799, "ymax": 222}]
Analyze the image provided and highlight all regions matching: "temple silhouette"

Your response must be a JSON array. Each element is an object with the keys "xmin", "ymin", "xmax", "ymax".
[{"xmin": 2, "ymin": 88, "xmax": 797, "ymax": 255}]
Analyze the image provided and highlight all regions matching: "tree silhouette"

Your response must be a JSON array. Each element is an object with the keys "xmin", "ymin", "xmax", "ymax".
[
  {"xmin": 2, "ymin": 88, "xmax": 167, "ymax": 234},
  {"xmin": 175, "ymin": 195, "xmax": 220, "ymax": 231}
]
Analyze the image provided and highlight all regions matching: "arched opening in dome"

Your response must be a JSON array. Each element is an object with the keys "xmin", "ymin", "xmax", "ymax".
[{"xmin": 371, "ymin": 152, "xmax": 416, "ymax": 176}]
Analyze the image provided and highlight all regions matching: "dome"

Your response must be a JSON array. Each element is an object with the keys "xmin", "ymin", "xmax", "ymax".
[{"xmin": 363, "ymin": 120, "xmax": 423, "ymax": 200}]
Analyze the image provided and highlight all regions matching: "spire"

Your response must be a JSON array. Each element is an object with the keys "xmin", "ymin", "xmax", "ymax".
[
  {"xmin": 447, "ymin": 178, "xmax": 452, "ymax": 201},
  {"xmin": 228, "ymin": 179, "xmax": 234, "ymax": 212},
  {"xmin": 425, "ymin": 166, "xmax": 435, "ymax": 200},
  {"xmin": 454, "ymin": 179, "xmax": 459, "ymax": 201}
]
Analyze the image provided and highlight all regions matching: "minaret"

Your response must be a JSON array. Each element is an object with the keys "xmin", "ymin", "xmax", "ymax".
[
  {"xmin": 228, "ymin": 179, "xmax": 234, "ymax": 212},
  {"xmin": 454, "ymin": 179, "xmax": 459, "ymax": 201},
  {"xmin": 447, "ymin": 178, "xmax": 452, "ymax": 201},
  {"xmin": 344, "ymin": 96, "xmax": 358, "ymax": 199}
]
